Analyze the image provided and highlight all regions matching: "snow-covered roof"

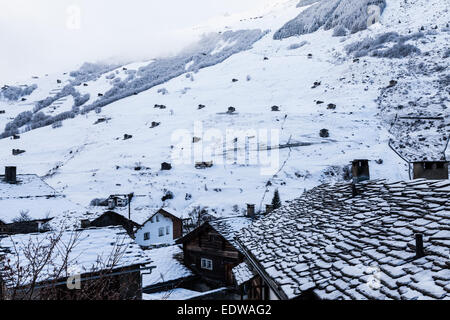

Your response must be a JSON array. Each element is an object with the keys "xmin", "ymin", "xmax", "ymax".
[
  {"xmin": 0, "ymin": 226, "xmax": 151, "ymax": 286},
  {"xmin": 88, "ymin": 197, "xmax": 187, "ymax": 226},
  {"xmin": 0, "ymin": 174, "xmax": 57, "ymax": 198},
  {"xmin": 159, "ymin": 207, "xmax": 185, "ymax": 220},
  {"xmin": 0, "ymin": 175, "xmax": 84, "ymax": 224},
  {"xmin": 0, "ymin": 196, "xmax": 84, "ymax": 224},
  {"xmin": 238, "ymin": 179, "xmax": 450, "ymax": 300},
  {"xmin": 232, "ymin": 262, "xmax": 257, "ymax": 286},
  {"xmin": 142, "ymin": 245, "xmax": 193, "ymax": 289},
  {"xmin": 209, "ymin": 216, "xmax": 254, "ymax": 249}
]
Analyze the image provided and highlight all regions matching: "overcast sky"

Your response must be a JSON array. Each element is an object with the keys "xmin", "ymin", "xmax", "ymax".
[{"xmin": 0, "ymin": 0, "xmax": 271, "ymax": 84}]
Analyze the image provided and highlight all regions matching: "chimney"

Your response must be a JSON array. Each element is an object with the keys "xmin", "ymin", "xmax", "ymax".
[
  {"xmin": 352, "ymin": 160, "xmax": 370, "ymax": 183},
  {"xmin": 5, "ymin": 166, "xmax": 17, "ymax": 184},
  {"xmin": 265, "ymin": 204, "xmax": 274, "ymax": 215},
  {"xmin": 247, "ymin": 204, "xmax": 255, "ymax": 218},
  {"xmin": 415, "ymin": 234, "xmax": 424, "ymax": 258}
]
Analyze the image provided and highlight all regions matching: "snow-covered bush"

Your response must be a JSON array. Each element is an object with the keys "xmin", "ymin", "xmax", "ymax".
[
  {"xmin": 0, "ymin": 84, "xmax": 37, "ymax": 101},
  {"xmin": 157, "ymin": 88, "xmax": 169, "ymax": 95},
  {"xmin": 287, "ymin": 41, "xmax": 309, "ymax": 50},
  {"xmin": 70, "ymin": 62, "xmax": 119, "ymax": 83},
  {"xmin": 332, "ymin": 25, "xmax": 347, "ymax": 37},
  {"xmin": 372, "ymin": 43, "xmax": 421, "ymax": 58},
  {"xmin": 3, "ymin": 111, "xmax": 32, "ymax": 136},
  {"xmin": 345, "ymin": 31, "xmax": 423, "ymax": 58},
  {"xmin": 73, "ymin": 93, "xmax": 90, "ymax": 107},
  {"xmin": 274, "ymin": 0, "xmax": 386, "ymax": 40}
]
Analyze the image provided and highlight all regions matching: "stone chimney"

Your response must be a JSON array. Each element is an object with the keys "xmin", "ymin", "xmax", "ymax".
[
  {"xmin": 5, "ymin": 166, "xmax": 17, "ymax": 184},
  {"xmin": 265, "ymin": 204, "xmax": 274, "ymax": 215},
  {"xmin": 415, "ymin": 234, "xmax": 424, "ymax": 258},
  {"xmin": 352, "ymin": 160, "xmax": 370, "ymax": 183},
  {"xmin": 247, "ymin": 204, "xmax": 255, "ymax": 218}
]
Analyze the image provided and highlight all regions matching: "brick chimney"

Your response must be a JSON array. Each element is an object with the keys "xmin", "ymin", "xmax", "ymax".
[
  {"xmin": 352, "ymin": 160, "xmax": 370, "ymax": 183},
  {"xmin": 415, "ymin": 234, "xmax": 424, "ymax": 258},
  {"xmin": 247, "ymin": 204, "xmax": 255, "ymax": 218},
  {"xmin": 5, "ymin": 166, "xmax": 17, "ymax": 184}
]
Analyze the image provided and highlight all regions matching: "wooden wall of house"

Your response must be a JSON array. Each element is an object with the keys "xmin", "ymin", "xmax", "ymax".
[
  {"xmin": 183, "ymin": 226, "xmax": 243, "ymax": 285},
  {"xmin": 172, "ymin": 218, "xmax": 183, "ymax": 239},
  {"xmin": 4, "ymin": 221, "xmax": 41, "ymax": 235}
]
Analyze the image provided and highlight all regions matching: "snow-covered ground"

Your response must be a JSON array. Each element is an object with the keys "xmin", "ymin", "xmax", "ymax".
[{"xmin": 0, "ymin": 0, "xmax": 448, "ymax": 225}]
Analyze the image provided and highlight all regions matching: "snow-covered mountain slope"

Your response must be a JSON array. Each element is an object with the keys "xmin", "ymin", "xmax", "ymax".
[{"xmin": 0, "ymin": 0, "xmax": 448, "ymax": 225}]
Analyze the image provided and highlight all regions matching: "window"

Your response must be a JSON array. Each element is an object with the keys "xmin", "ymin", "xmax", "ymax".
[
  {"xmin": 436, "ymin": 162, "xmax": 445, "ymax": 169},
  {"xmin": 201, "ymin": 258, "xmax": 213, "ymax": 270},
  {"xmin": 144, "ymin": 232, "xmax": 150, "ymax": 241},
  {"xmin": 150, "ymin": 217, "xmax": 154, "ymax": 223},
  {"xmin": 156, "ymin": 215, "xmax": 160, "ymax": 222},
  {"xmin": 166, "ymin": 226, "xmax": 170, "ymax": 235},
  {"xmin": 158, "ymin": 227, "xmax": 164, "ymax": 237}
]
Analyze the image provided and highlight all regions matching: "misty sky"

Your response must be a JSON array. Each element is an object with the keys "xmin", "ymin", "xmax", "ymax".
[{"xmin": 0, "ymin": 0, "xmax": 271, "ymax": 84}]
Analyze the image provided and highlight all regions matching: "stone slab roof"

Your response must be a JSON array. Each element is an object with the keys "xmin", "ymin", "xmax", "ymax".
[
  {"xmin": 232, "ymin": 262, "xmax": 257, "ymax": 286},
  {"xmin": 238, "ymin": 179, "xmax": 450, "ymax": 300}
]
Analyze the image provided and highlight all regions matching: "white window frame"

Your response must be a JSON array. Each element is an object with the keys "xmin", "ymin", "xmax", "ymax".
[
  {"xmin": 156, "ymin": 215, "xmax": 160, "ymax": 222},
  {"xmin": 166, "ymin": 226, "xmax": 170, "ymax": 235},
  {"xmin": 201, "ymin": 258, "xmax": 213, "ymax": 271},
  {"xmin": 158, "ymin": 227, "xmax": 164, "ymax": 237},
  {"xmin": 144, "ymin": 232, "xmax": 150, "ymax": 241}
]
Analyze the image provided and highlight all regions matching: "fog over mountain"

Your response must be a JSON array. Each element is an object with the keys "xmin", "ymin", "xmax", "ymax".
[{"xmin": 0, "ymin": 0, "xmax": 274, "ymax": 83}]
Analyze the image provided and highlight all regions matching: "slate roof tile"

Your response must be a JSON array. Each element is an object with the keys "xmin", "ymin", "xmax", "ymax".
[{"xmin": 237, "ymin": 179, "xmax": 450, "ymax": 300}]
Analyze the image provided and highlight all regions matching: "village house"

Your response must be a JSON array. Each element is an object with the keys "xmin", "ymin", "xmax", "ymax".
[
  {"xmin": 176, "ymin": 207, "xmax": 257, "ymax": 287},
  {"xmin": 0, "ymin": 166, "xmax": 84, "ymax": 235},
  {"xmin": 107, "ymin": 194, "xmax": 130, "ymax": 210},
  {"xmin": 135, "ymin": 208, "xmax": 183, "ymax": 248},
  {"xmin": 234, "ymin": 163, "xmax": 450, "ymax": 300},
  {"xmin": 0, "ymin": 226, "xmax": 152, "ymax": 300}
]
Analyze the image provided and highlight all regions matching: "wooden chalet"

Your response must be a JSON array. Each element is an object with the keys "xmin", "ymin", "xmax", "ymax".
[{"xmin": 176, "ymin": 216, "xmax": 253, "ymax": 286}]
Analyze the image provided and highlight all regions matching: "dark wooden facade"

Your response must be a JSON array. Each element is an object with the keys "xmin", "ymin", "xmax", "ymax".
[
  {"xmin": 177, "ymin": 223, "xmax": 244, "ymax": 286},
  {"xmin": 0, "ymin": 219, "xmax": 52, "ymax": 235},
  {"xmin": 0, "ymin": 220, "xmax": 6, "ymax": 234}
]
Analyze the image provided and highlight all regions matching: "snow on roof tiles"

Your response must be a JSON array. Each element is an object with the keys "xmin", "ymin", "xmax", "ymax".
[
  {"xmin": 238, "ymin": 179, "xmax": 450, "ymax": 300},
  {"xmin": 142, "ymin": 245, "xmax": 193, "ymax": 288},
  {"xmin": 232, "ymin": 262, "xmax": 257, "ymax": 286},
  {"xmin": 209, "ymin": 216, "xmax": 254, "ymax": 249}
]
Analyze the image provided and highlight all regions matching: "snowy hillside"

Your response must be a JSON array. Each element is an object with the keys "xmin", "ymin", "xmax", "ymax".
[{"xmin": 0, "ymin": 0, "xmax": 448, "ymax": 226}]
